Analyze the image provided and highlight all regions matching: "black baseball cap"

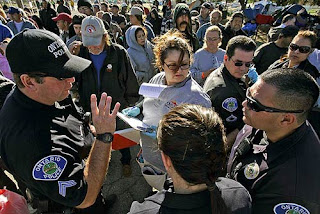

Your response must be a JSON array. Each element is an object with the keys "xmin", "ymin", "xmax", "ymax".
[
  {"xmin": 6, "ymin": 29, "xmax": 91, "ymax": 78},
  {"xmin": 201, "ymin": 2, "xmax": 211, "ymax": 9}
]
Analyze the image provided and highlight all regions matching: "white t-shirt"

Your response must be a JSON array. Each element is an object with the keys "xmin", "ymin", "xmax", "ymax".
[{"xmin": 14, "ymin": 21, "xmax": 24, "ymax": 33}]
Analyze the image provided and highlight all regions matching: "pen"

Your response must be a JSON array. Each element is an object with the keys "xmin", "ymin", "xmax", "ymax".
[{"xmin": 137, "ymin": 126, "xmax": 155, "ymax": 133}]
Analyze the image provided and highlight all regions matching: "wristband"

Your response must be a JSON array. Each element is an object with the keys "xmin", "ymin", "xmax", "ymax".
[{"xmin": 201, "ymin": 72, "xmax": 205, "ymax": 80}]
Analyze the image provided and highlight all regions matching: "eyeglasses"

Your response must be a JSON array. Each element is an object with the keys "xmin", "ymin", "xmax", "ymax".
[
  {"xmin": 206, "ymin": 37, "xmax": 220, "ymax": 42},
  {"xmin": 246, "ymin": 89, "xmax": 304, "ymax": 113},
  {"xmin": 28, "ymin": 73, "xmax": 68, "ymax": 81},
  {"xmin": 164, "ymin": 62, "xmax": 190, "ymax": 71},
  {"xmin": 289, "ymin": 43, "xmax": 311, "ymax": 54},
  {"xmin": 230, "ymin": 57, "xmax": 252, "ymax": 68}
]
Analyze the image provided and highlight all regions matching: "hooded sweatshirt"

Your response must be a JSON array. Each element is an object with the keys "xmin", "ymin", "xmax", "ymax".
[
  {"xmin": 126, "ymin": 25, "xmax": 156, "ymax": 85},
  {"xmin": 172, "ymin": 3, "xmax": 199, "ymax": 52}
]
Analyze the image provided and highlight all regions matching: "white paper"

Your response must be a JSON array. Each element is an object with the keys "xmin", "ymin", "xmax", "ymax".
[
  {"xmin": 139, "ymin": 83, "xmax": 167, "ymax": 98},
  {"xmin": 117, "ymin": 112, "xmax": 150, "ymax": 131}
]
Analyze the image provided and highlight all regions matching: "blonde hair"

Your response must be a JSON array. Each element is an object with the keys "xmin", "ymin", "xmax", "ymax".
[
  {"xmin": 153, "ymin": 30, "xmax": 193, "ymax": 71},
  {"xmin": 203, "ymin": 25, "xmax": 222, "ymax": 49}
]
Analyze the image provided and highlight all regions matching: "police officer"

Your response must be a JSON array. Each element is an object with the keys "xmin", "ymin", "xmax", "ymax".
[
  {"xmin": 0, "ymin": 29, "xmax": 120, "ymax": 213},
  {"xmin": 203, "ymin": 35, "xmax": 256, "ymax": 148},
  {"xmin": 227, "ymin": 68, "xmax": 320, "ymax": 213}
]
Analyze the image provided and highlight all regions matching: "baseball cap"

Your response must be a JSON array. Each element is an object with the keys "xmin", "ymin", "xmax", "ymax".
[
  {"xmin": 121, "ymin": 2, "xmax": 127, "ymax": 7},
  {"xmin": 201, "ymin": 2, "xmax": 211, "ymax": 9},
  {"xmin": 6, "ymin": 29, "xmax": 91, "ymax": 78},
  {"xmin": 8, "ymin": 6, "xmax": 20, "ymax": 14},
  {"xmin": 52, "ymin": 13, "xmax": 72, "ymax": 23},
  {"xmin": 72, "ymin": 14, "xmax": 87, "ymax": 25},
  {"xmin": 81, "ymin": 16, "xmax": 106, "ymax": 46},
  {"xmin": 128, "ymin": 6, "xmax": 143, "ymax": 16}
]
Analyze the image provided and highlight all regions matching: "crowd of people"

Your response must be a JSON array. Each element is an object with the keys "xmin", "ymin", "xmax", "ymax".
[{"xmin": 0, "ymin": 0, "xmax": 319, "ymax": 213}]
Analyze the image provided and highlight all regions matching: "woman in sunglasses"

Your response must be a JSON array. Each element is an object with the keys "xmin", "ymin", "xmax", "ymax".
[
  {"xmin": 269, "ymin": 30, "xmax": 320, "ymax": 138},
  {"xmin": 269, "ymin": 30, "xmax": 319, "ymax": 80},
  {"xmin": 129, "ymin": 104, "xmax": 251, "ymax": 214},
  {"xmin": 122, "ymin": 31, "xmax": 211, "ymax": 190}
]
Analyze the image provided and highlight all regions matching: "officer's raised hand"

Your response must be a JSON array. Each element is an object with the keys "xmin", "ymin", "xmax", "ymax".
[{"xmin": 90, "ymin": 92, "xmax": 120, "ymax": 135}]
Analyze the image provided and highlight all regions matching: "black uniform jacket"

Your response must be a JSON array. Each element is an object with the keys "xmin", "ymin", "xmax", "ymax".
[
  {"xmin": 203, "ymin": 65, "xmax": 246, "ymax": 134},
  {"xmin": 227, "ymin": 123, "xmax": 320, "ymax": 214},
  {"xmin": 0, "ymin": 89, "xmax": 89, "ymax": 208}
]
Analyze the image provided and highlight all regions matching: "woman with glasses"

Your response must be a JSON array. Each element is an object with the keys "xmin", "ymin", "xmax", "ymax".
[
  {"xmin": 129, "ymin": 104, "xmax": 252, "ymax": 214},
  {"xmin": 190, "ymin": 26, "xmax": 225, "ymax": 86},
  {"xmin": 269, "ymin": 30, "xmax": 319, "ymax": 80},
  {"xmin": 269, "ymin": 30, "xmax": 320, "ymax": 138},
  {"xmin": 126, "ymin": 26, "xmax": 156, "ymax": 85},
  {"xmin": 122, "ymin": 31, "xmax": 211, "ymax": 190}
]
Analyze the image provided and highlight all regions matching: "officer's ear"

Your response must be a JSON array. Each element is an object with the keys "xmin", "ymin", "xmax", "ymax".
[
  {"xmin": 20, "ymin": 74, "xmax": 38, "ymax": 91},
  {"xmin": 223, "ymin": 54, "xmax": 228, "ymax": 62},
  {"xmin": 279, "ymin": 113, "xmax": 296, "ymax": 127}
]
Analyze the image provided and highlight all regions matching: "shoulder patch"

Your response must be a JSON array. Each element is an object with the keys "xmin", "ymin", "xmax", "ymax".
[
  {"xmin": 222, "ymin": 97, "xmax": 238, "ymax": 112},
  {"xmin": 58, "ymin": 180, "xmax": 77, "ymax": 197},
  {"xmin": 32, "ymin": 155, "xmax": 67, "ymax": 181},
  {"xmin": 273, "ymin": 203, "xmax": 310, "ymax": 214}
]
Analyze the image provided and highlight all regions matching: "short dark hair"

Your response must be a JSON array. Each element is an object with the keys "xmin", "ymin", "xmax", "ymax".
[
  {"xmin": 158, "ymin": 104, "xmax": 229, "ymax": 214},
  {"xmin": 93, "ymin": 4, "xmax": 100, "ymax": 10},
  {"xmin": 282, "ymin": 14, "xmax": 295, "ymax": 24},
  {"xmin": 13, "ymin": 73, "xmax": 44, "ymax": 88},
  {"xmin": 230, "ymin": 12, "xmax": 244, "ymax": 22},
  {"xmin": 279, "ymin": 25, "xmax": 299, "ymax": 39},
  {"xmin": 261, "ymin": 68, "xmax": 319, "ymax": 123},
  {"xmin": 226, "ymin": 35, "xmax": 256, "ymax": 58},
  {"xmin": 101, "ymin": 2, "xmax": 108, "ymax": 7}
]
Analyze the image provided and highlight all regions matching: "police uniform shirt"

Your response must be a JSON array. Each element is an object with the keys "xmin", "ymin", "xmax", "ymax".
[
  {"xmin": 129, "ymin": 177, "xmax": 252, "ymax": 214},
  {"xmin": 203, "ymin": 65, "xmax": 246, "ymax": 134},
  {"xmin": 0, "ymin": 88, "xmax": 88, "ymax": 207},
  {"xmin": 228, "ymin": 123, "xmax": 320, "ymax": 214}
]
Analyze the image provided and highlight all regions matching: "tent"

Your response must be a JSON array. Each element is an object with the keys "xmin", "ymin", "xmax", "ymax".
[{"xmin": 273, "ymin": 4, "xmax": 307, "ymax": 26}]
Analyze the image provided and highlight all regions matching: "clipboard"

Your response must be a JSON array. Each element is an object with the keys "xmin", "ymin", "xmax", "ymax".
[{"xmin": 117, "ymin": 112, "xmax": 153, "ymax": 132}]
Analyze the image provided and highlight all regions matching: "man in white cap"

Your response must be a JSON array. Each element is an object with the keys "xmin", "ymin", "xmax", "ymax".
[{"xmin": 72, "ymin": 16, "xmax": 140, "ymax": 177}]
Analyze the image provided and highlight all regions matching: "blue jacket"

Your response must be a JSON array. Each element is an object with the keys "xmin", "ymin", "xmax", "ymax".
[
  {"xmin": 0, "ymin": 23, "xmax": 13, "ymax": 42},
  {"xmin": 7, "ymin": 19, "xmax": 36, "ymax": 35}
]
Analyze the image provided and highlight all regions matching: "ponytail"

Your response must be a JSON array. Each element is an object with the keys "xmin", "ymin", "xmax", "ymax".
[{"xmin": 207, "ymin": 182, "xmax": 229, "ymax": 214}]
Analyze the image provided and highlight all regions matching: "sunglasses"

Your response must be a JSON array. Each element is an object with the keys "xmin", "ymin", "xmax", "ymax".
[
  {"xmin": 246, "ymin": 89, "xmax": 304, "ymax": 113},
  {"xmin": 230, "ymin": 57, "xmax": 252, "ymax": 68},
  {"xmin": 289, "ymin": 43, "xmax": 311, "ymax": 54},
  {"xmin": 164, "ymin": 62, "xmax": 190, "ymax": 72},
  {"xmin": 28, "ymin": 73, "xmax": 68, "ymax": 81}
]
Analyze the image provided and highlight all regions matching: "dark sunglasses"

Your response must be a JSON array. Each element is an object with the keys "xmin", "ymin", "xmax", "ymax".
[
  {"xmin": 246, "ymin": 89, "xmax": 304, "ymax": 113},
  {"xmin": 231, "ymin": 58, "xmax": 252, "ymax": 68},
  {"xmin": 164, "ymin": 62, "xmax": 190, "ymax": 72},
  {"xmin": 28, "ymin": 73, "xmax": 68, "ymax": 81},
  {"xmin": 289, "ymin": 43, "xmax": 311, "ymax": 54}
]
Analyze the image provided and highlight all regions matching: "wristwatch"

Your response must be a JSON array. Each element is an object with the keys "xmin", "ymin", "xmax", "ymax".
[{"xmin": 96, "ymin": 132, "xmax": 114, "ymax": 144}]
